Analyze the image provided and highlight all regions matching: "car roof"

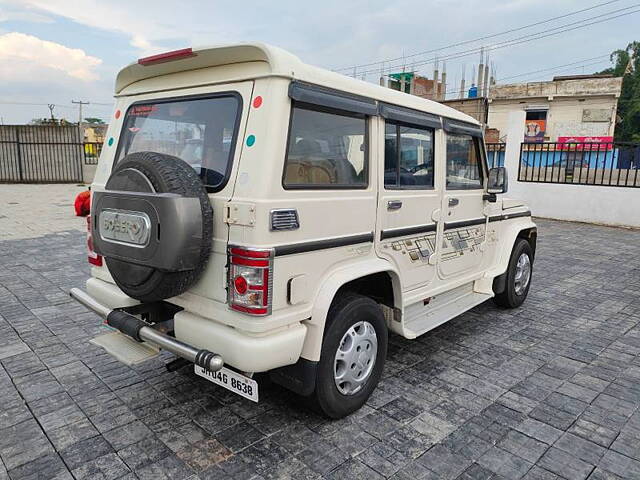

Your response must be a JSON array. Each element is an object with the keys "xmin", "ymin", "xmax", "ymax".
[{"xmin": 115, "ymin": 43, "xmax": 479, "ymax": 126}]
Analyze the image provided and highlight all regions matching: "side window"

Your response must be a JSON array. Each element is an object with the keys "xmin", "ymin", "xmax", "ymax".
[
  {"xmin": 446, "ymin": 134, "xmax": 483, "ymax": 190},
  {"xmin": 283, "ymin": 104, "xmax": 367, "ymax": 188},
  {"xmin": 384, "ymin": 122, "xmax": 435, "ymax": 188}
]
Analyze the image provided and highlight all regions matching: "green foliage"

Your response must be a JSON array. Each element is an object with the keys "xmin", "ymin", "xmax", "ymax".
[
  {"xmin": 598, "ymin": 41, "xmax": 640, "ymax": 142},
  {"xmin": 29, "ymin": 118, "xmax": 73, "ymax": 126},
  {"xmin": 84, "ymin": 117, "xmax": 105, "ymax": 125}
]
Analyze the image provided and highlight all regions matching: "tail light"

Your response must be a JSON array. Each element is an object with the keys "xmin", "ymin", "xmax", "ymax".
[
  {"xmin": 87, "ymin": 216, "xmax": 103, "ymax": 266},
  {"xmin": 228, "ymin": 247, "xmax": 273, "ymax": 315}
]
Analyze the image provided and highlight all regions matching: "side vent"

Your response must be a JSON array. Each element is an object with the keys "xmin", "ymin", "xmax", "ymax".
[{"xmin": 270, "ymin": 209, "xmax": 299, "ymax": 231}]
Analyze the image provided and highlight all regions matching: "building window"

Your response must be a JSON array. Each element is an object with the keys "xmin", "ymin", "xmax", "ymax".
[
  {"xmin": 524, "ymin": 110, "xmax": 547, "ymax": 143},
  {"xmin": 384, "ymin": 122, "xmax": 435, "ymax": 189}
]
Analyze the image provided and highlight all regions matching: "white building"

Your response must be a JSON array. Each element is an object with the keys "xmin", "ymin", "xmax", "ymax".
[{"xmin": 487, "ymin": 74, "xmax": 623, "ymax": 143}]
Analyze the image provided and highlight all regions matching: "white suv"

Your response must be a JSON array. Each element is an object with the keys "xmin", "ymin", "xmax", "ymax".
[{"xmin": 71, "ymin": 43, "xmax": 536, "ymax": 419}]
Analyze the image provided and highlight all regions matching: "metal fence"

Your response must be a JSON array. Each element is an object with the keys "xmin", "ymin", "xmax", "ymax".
[
  {"xmin": 518, "ymin": 141, "xmax": 640, "ymax": 188},
  {"xmin": 486, "ymin": 143, "xmax": 506, "ymax": 168},
  {"xmin": 0, "ymin": 125, "xmax": 103, "ymax": 183}
]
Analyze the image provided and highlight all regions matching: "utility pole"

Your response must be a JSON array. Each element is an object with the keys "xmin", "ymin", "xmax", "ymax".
[
  {"xmin": 47, "ymin": 104, "xmax": 56, "ymax": 122},
  {"xmin": 72, "ymin": 100, "xmax": 90, "ymax": 125},
  {"xmin": 72, "ymin": 100, "xmax": 90, "ymax": 141}
]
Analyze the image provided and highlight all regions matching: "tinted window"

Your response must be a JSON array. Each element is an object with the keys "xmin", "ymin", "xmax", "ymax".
[
  {"xmin": 283, "ymin": 105, "xmax": 367, "ymax": 188},
  {"xmin": 446, "ymin": 134, "xmax": 483, "ymax": 190},
  {"xmin": 384, "ymin": 122, "xmax": 434, "ymax": 188},
  {"xmin": 117, "ymin": 95, "xmax": 240, "ymax": 190}
]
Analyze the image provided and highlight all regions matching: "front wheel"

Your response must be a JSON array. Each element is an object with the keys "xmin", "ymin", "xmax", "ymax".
[
  {"xmin": 494, "ymin": 238, "xmax": 533, "ymax": 308},
  {"xmin": 313, "ymin": 294, "xmax": 388, "ymax": 419}
]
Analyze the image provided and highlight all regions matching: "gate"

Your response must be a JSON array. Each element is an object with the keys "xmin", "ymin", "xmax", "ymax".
[{"xmin": 0, "ymin": 125, "xmax": 86, "ymax": 183}]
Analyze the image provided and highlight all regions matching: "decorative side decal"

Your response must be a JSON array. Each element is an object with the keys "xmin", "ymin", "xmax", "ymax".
[{"xmin": 382, "ymin": 224, "xmax": 485, "ymax": 264}]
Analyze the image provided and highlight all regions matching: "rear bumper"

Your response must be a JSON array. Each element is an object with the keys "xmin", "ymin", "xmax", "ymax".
[
  {"xmin": 174, "ymin": 311, "xmax": 306, "ymax": 372},
  {"xmin": 82, "ymin": 277, "xmax": 307, "ymax": 373}
]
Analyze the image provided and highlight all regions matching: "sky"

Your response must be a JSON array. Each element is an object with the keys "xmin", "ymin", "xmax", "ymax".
[{"xmin": 0, "ymin": 0, "xmax": 637, "ymax": 124}]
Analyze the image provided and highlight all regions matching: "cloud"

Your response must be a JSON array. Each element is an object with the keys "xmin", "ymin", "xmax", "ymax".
[
  {"xmin": 0, "ymin": 3, "xmax": 55, "ymax": 24},
  {"xmin": 0, "ymin": 32, "xmax": 102, "ymax": 81},
  {"xmin": 14, "ymin": 0, "xmax": 175, "ymax": 54}
]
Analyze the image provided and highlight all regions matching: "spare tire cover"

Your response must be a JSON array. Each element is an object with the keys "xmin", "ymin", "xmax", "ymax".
[{"xmin": 103, "ymin": 151, "xmax": 213, "ymax": 302}]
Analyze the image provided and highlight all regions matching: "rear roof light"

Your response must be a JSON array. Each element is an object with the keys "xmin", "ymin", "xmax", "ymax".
[{"xmin": 138, "ymin": 48, "xmax": 195, "ymax": 66}]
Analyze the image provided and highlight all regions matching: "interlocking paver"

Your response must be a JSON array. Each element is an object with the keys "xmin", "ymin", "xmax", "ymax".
[{"xmin": 1, "ymin": 190, "xmax": 640, "ymax": 478}]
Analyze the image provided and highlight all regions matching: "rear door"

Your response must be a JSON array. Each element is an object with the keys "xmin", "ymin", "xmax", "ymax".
[
  {"xmin": 111, "ymin": 81, "xmax": 255, "ymax": 303},
  {"xmin": 439, "ymin": 121, "xmax": 487, "ymax": 279},
  {"xmin": 375, "ymin": 105, "xmax": 443, "ymax": 292}
]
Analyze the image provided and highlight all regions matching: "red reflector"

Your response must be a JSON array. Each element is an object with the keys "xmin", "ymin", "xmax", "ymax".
[
  {"xmin": 231, "ymin": 256, "xmax": 268, "ymax": 267},
  {"xmin": 234, "ymin": 275, "xmax": 248, "ymax": 295},
  {"xmin": 229, "ymin": 247, "xmax": 271, "ymax": 258},
  {"xmin": 88, "ymin": 255, "xmax": 103, "ymax": 267},
  {"xmin": 138, "ymin": 48, "xmax": 195, "ymax": 66},
  {"xmin": 231, "ymin": 304, "xmax": 268, "ymax": 315}
]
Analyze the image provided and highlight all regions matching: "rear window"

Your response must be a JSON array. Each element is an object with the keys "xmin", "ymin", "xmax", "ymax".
[{"xmin": 116, "ymin": 94, "xmax": 241, "ymax": 191}]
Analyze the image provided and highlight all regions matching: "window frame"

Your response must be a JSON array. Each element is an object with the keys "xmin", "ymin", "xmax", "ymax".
[
  {"xmin": 384, "ymin": 120, "xmax": 436, "ymax": 191},
  {"xmin": 281, "ymin": 101, "xmax": 370, "ymax": 190},
  {"xmin": 445, "ymin": 132, "xmax": 485, "ymax": 191},
  {"xmin": 113, "ymin": 91, "xmax": 243, "ymax": 194}
]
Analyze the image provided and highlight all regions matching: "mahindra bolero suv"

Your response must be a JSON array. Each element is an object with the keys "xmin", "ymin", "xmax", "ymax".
[{"xmin": 71, "ymin": 43, "xmax": 537, "ymax": 419}]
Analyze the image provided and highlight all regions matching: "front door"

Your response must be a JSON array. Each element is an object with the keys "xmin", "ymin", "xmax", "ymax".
[
  {"xmin": 438, "ymin": 132, "xmax": 487, "ymax": 279},
  {"xmin": 376, "ymin": 118, "xmax": 442, "ymax": 291}
]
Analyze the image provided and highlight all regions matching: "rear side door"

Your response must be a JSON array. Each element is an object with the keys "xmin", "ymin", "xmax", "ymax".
[
  {"xmin": 439, "ymin": 120, "xmax": 488, "ymax": 279},
  {"xmin": 375, "ymin": 105, "xmax": 443, "ymax": 292}
]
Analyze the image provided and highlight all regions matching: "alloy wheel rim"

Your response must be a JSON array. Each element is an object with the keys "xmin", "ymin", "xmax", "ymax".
[
  {"xmin": 514, "ymin": 252, "xmax": 531, "ymax": 295},
  {"xmin": 334, "ymin": 321, "xmax": 377, "ymax": 395}
]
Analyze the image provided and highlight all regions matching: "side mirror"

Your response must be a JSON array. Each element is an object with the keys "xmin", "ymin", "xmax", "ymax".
[{"xmin": 488, "ymin": 167, "xmax": 508, "ymax": 194}]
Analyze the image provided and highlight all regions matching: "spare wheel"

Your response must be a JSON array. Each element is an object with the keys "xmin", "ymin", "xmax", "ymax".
[{"xmin": 91, "ymin": 151, "xmax": 213, "ymax": 302}]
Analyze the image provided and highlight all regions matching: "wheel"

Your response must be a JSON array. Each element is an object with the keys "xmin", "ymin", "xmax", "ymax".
[
  {"xmin": 313, "ymin": 294, "xmax": 388, "ymax": 419},
  {"xmin": 101, "ymin": 151, "xmax": 213, "ymax": 302},
  {"xmin": 494, "ymin": 238, "xmax": 533, "ymax": 308}
]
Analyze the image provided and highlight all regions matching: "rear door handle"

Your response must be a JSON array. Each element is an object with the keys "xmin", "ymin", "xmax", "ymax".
[
  {"xmin": 387, "ymin": 200, "xmax": 403, "ymax": 210},
  {"xmin": 448, "ymin": 198, "xmax": 459, "ymax": 207}
]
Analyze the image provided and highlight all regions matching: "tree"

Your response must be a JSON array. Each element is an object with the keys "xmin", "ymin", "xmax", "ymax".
[
  {"xmin": 597, "ymin": 41, "xmax": 640, "ymax": 142},
  {"xmin": 84, "ymin": 117, "xmax": 105, "ymax": 125},
  {"xmin": 29, "ymin": 118, "xmax": 73, "ymax": 126}
]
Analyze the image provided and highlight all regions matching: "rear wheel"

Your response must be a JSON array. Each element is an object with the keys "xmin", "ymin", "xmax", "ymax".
[
  {"xmin": 313, "ymin": 294, "xmax": 387, "ymax": 419},
  {"xmin": 494, "ymin": 239, "xmax": 533, "ymax": 308}
]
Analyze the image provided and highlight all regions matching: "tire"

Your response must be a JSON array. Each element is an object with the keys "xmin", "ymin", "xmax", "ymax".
[
  {"xmin": 104, "ymin": 151, "xmax": 213, "ymax": 302},
  {"xmin": 313, "ymin": 294, "xmax": 388, "ymax": 419},
  {"xmin": 493, "ymin": 238, "xmax": 533, "ymax": 309}
]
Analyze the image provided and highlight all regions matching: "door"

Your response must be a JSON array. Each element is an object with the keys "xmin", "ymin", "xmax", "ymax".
[
  {"xmin": 376, "ymin": 118, "xmax": 442, "ymax": 291},
  {"xmin": 439, "ymin": 132, "xmax": 487, "ymax": 279}
]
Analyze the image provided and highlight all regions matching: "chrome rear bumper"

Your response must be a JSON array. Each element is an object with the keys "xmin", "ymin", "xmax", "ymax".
[{"xmin": 69, "ymin": 287, "xmax": 223, "ymax": 372}]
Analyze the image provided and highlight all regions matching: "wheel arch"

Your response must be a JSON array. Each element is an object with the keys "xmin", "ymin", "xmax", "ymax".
[
  {"xmin": 299, "ymin": 259, "xmax": 400, "ymax": 362},
  {"xmin": 491, "ymin": 220, "xmax": 537, "ymax": 294}
]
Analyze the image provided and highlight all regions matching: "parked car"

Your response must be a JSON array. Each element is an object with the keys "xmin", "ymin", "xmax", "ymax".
[{"xmin": 71, "ymin": 44, "xmax": 536, "ymax": 418}]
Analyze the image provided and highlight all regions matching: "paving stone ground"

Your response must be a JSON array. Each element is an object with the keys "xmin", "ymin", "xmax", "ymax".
[
  {"xmin": 0, "ymin": 184, "xmax": 87, "ymax": 241},
  {"xmin": 1, "ymin": 188, "xmax": 640, "ymax": 479}
]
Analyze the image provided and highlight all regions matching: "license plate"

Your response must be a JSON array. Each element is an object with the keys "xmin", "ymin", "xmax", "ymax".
[{"xmin": 194, "ymin": 365, "xmax": 259, "ymax": 402}]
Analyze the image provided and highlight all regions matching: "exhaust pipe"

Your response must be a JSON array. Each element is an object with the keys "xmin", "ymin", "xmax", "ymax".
[{"xmin": 70, "ymin": 288, "xmax": 223, "ymax": 372}]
